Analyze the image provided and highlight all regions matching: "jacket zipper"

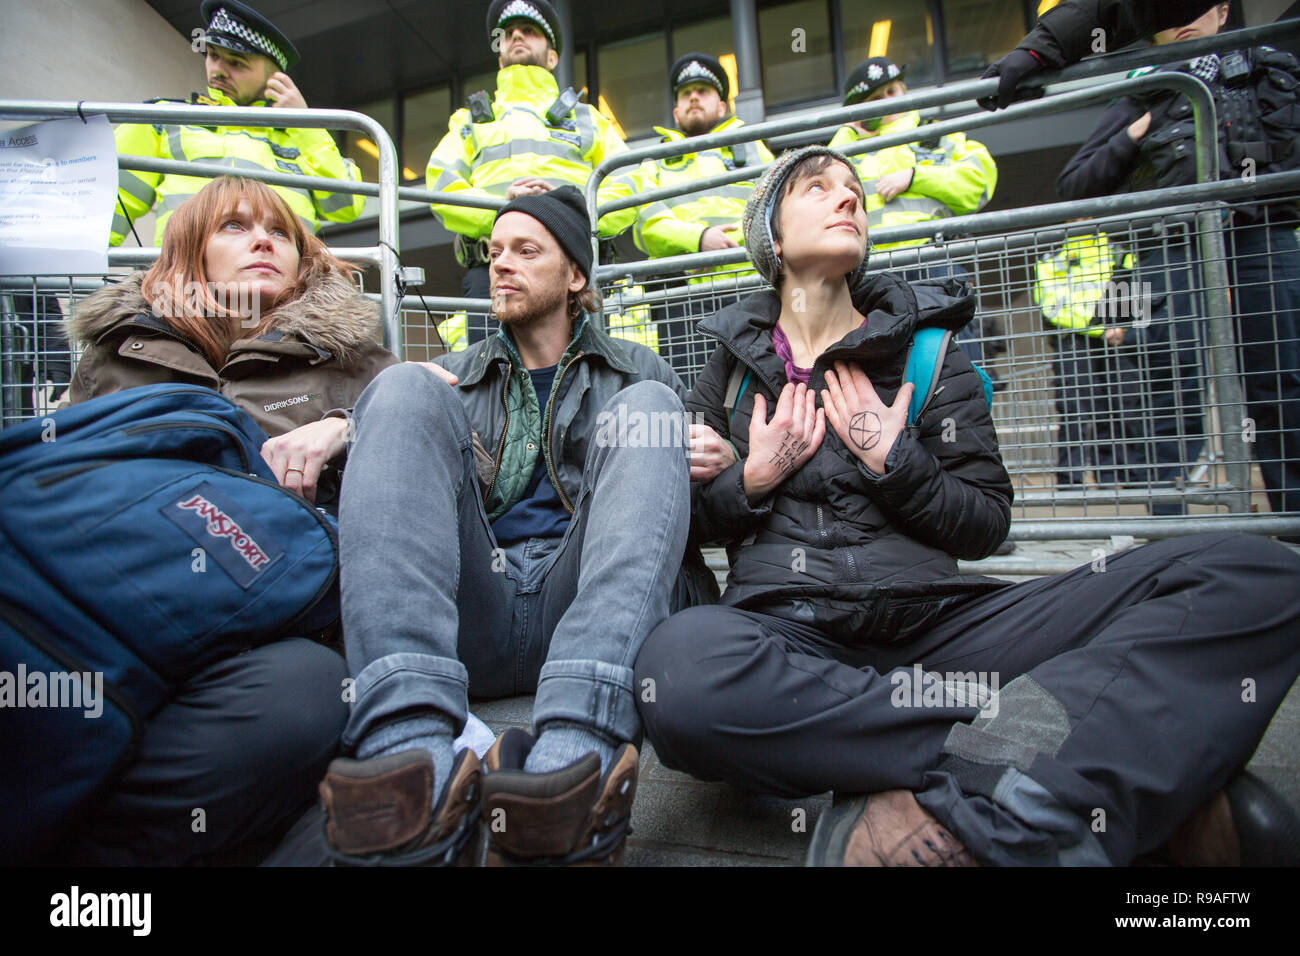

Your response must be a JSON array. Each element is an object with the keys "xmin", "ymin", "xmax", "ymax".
[
  {"xmin": 34, "ymin": 460, "xmax": 114, "ymax": 489},
  {"xmin": 482, "ymin": 366, "xmax": 513, "ymax": 506},
  {"xmin": 543, "ymin": 351, "xmax": 584, "ymax": 514},
  {"xmin": 122, "ymin": 420, "xmax": 252, "ymax": 473}
]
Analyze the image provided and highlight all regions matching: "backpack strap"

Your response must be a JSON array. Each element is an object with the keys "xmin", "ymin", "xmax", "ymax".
[
  {"xmin": 903, "ymin": 326, "xmax": 996, "ymax": 427},
  {"xmin": 903, "ymin": 327, "xmax": 952, "ymax": 427},
  {"xmin": 722, "ymin": 361, "xmax": 753, "ymax": 433}
]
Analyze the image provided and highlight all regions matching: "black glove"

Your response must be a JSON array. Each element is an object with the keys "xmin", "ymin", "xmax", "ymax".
[{"xmin": 978, "ymin": 48, "xmax": 1046, "ymax": 111}]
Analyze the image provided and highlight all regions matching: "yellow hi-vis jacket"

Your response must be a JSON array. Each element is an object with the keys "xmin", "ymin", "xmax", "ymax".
[
  {"xmin": 1033, "ymin": 234, "xmax": 1135, "ymax": 337},
  {"xmin": 425, "ymin": 65, "xmax": 636, "ymax": 240},
  {"xmin": 111, "ymin": 89, "xmax": 365, "ymax": 246},
  {"xmin": 630, "ymin": 117, "xmax": 774, "ymax": 271},
  {"xmin": 828, "ymin": 111, "xmax": 996, "ymax": 250},
  {"xmin": 602, "ymin": 281, "xmax": 657, "ymax": 352}
]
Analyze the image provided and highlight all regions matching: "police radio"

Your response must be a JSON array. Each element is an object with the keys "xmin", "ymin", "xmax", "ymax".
[
  {"xmin": 1220, "ymin": 51, "xmax": 1253, "ymax": 87},
  {"xmin": 546, "ymin": 87, "xmax": 581, "ymax": 126},
  {"xmin": 468, "ymin": 90, "xmax": 494, "ymax": 123}
]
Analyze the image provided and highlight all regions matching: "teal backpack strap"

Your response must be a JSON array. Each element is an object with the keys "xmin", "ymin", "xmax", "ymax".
[
  {"xmin": 903, "ymin": 327, "xmax": 951, "ymax": 427},
  {"xmin": 975, "ymin": 364, "xmax": 994, "ymax": 412},
  {"xmin": 904, "ymin": 326, "xmax": 995, "ymax": 427},
  {"xmin": 723, "ymin": 361, "xmax": 753, "ymax": 433}
]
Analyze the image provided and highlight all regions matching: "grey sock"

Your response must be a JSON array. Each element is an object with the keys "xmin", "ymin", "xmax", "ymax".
[
  {"xmin": 524, "ymin": 720, "xmax": 618, "ymax": 778},
  {"xmin": 356, "ymin": 712, "xmax": 459, "ymax": 809}
]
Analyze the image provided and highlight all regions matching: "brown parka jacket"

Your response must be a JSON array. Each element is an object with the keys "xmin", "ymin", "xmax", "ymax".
[
  {"xmin": 63, "ymin": 269, "xmax": 398, "ymax": 506},
  {"xmin": 65, "ymin": 270, "xmax": 396, "ymax": 433}
]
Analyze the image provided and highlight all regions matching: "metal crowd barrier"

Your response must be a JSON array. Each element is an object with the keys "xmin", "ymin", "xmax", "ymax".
[
  {"xmin": 389, "ymin": 168, "xmax": 1300, "ymax": 545},
  {"xmin": 566, "ymin": 36, "xmax": 1300, "ymax": 542},
  {"xmin": 0, "ymin": 98, "xmax": 512, "ymax": 424},
  {"xmin": 5, "ymin": 21, "xmax": 1300, "ymax": 544}
]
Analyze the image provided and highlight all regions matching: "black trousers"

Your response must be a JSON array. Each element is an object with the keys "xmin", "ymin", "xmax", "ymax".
[
  {"xmin": 635, "ymin": 533, "xmax": 1300, "ymax": 865},
  {"xmin": 458, "ymin": 265, "xmax": 496, "ymax": 347},
  {"xmin": 63, "ymin": 638, "xmax": 348, "ymax": 865},
  {"xmin": 1228, "ymin": 223, "xmax": 1300, "ymax": 517},
  {"xmin": 1049, "ymin": 329, "xmax": 1146, "ymax": 485},
  {"xmin": 1050, "ymin": 329, "xmax": 1102, "ymax": 484}
]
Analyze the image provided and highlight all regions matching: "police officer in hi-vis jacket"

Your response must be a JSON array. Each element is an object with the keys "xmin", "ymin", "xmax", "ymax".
[{"xmin": 111, "ymin": 1, "xmax": 364, "ymax": 246}]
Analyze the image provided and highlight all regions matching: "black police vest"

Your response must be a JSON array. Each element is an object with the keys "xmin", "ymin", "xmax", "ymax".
[{"xmin": 1128, "ymin": 47, "xmax": 1300, "ymax": 195}]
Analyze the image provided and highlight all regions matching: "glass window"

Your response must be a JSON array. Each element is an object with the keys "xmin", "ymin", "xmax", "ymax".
[
  {"xmin": 759, "ymin": 0, "xmax": 835, "ymax": 105},
  {"xmin": 841, "ymin": 1, "xmax": 935, "ymax": 90},
  {"xmin": 596, "ymin": 34, "xmax": 669, "ymax": 140},
  {"xmin": 572, "ymin": 50, "xmax": 588, "ymax": 94},
  {"xmin": 942, "ymin": 0, "xmax": 1028, "ymax": 76},
  {"xmin": 673, "ymin": 16, "xmax": 738, "ymax": 111},
  {"xmin": 402, "ymin": 86, "xmax": 451, "ymax": 182},
  {"xmin": 463, "ymin": 69, "xmax": 498, "ymax": 98},
  {"xmin": 339, "ymin": 98, "xmax": 395, "ymax": 185}
]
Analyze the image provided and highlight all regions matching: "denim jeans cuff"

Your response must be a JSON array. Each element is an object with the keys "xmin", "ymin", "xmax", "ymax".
[
  {"xmin": 342, "ymin": 652, "xmax": 469, "ymax": 751},
  {"xmin": 533, "ymin": 659, "xmax": 640, "ymax": 743}
]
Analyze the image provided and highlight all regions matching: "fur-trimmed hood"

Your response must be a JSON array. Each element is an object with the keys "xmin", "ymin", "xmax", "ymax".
[{"xmin": 67, "ymin": 269, "xmax": 384, "ymax": 362}]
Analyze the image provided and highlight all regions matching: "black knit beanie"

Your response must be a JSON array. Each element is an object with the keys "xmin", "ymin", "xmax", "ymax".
[{"xmin": 494, "ymin": 185, "xmax": 593, "ymax": 282}]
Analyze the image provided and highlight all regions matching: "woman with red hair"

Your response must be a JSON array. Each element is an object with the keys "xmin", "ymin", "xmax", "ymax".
[{"xmin": 68, "ymin": 175, "xmax": 396, "ymax": 508}]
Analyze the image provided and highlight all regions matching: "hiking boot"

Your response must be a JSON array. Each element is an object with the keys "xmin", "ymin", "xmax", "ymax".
[
  {"xmin": 480, "ymin": 728, "xmax": 637, "ymax": 867},
  {"xmin": 319, "ymin": 747, "xmax": 481, "ymax": 866},
  {"xmin": 807, "ymin": 790, "xmax": 978, "ymax": 867},
  {"xmin": 1156, "ymin": 770, "xmax": 1300, "ymax": 867}
]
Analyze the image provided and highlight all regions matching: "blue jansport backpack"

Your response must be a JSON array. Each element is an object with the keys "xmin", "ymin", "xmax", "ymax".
[
  {"xmin": 724, "ymin": 326, "xmax": 995, "ymax": 429},
  {"xmin": 0, "ymin": 384, "xmax": 340, "ymax": 861}
]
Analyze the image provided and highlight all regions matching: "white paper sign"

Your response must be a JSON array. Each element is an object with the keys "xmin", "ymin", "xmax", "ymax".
[{"xmin": 0, "ymin": 114, "xmax": 118, "ymax": 274}]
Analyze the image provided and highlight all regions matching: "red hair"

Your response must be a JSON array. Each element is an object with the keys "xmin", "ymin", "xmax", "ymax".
[{"xmin": 141, "ymin": 176, "xmax": 358, "ymax": 367}]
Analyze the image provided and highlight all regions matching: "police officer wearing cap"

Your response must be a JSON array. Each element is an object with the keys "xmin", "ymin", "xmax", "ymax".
[
  {"xmin": 628, "ymin": 53, "xmax": 774, "ymax": 373},
  {"xmin": 426, "ymin": 0, "xmax": 637, "ymax": 319},
  {"xmin": 828, "ymin": 57, "xmax": 998, "ymax": 364},
  {"xmin": 829, "ymin": 58, "xmax": 997, "ymax": 255},
  {"xmin": 111, "ymin": 1, "xmax": 364, "ymax": 246}
]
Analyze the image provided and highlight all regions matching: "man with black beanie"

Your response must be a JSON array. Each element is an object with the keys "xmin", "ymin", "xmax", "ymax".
[{"xmin": 319, "ymin": 185, "xmax": 722, "ymax": 867}]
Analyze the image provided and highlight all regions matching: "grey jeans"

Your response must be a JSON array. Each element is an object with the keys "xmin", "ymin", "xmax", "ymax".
[{"xmin": 338, "ymin": 362, "xmax": 691, "ymax": 751}]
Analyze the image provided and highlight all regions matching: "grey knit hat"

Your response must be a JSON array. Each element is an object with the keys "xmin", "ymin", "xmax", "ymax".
[{"xmin": 742, "ymin": 145, "xmax": 870, "ymax": 289}]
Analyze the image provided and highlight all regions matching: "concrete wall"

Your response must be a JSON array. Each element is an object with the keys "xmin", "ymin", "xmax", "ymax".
[
  {"xmin": 0, "ymin": 0, "xmax": 206, "ymax": 248},
  {"xmin": 0, "ymin": 0, "xmax": 198, "ymax": 103}
]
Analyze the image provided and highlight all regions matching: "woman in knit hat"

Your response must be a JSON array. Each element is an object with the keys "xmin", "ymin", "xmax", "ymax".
[{"xmin": 633, "ymin": 145, "xmax": 1300, "ymax": 868}]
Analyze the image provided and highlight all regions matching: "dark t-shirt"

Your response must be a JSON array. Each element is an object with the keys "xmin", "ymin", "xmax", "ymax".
[{"xmin": 490, "ymin": 364, "xmax": 573, "ymax": 545}]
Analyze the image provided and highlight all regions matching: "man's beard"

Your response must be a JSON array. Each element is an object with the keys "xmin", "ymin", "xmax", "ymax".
[
  {"xmin": 679, "ymin": 110, "xmax": 721, "ymax": 137},
  {"xmin": 500, "ymin": 47, "xmax": 549, "ymax": 69},
  {"xmin": 492, "ymin": 273, "xmax": 570, "ymax": 330}
]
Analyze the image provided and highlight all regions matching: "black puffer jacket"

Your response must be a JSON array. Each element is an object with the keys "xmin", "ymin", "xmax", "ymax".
[
  {"xmin": 688, "ymin": 274, "xmax": 1013, "ymax": 645},
  {"xmin": 1057, "ymin": 46, "xmax": 1300, "ymax": 225}
]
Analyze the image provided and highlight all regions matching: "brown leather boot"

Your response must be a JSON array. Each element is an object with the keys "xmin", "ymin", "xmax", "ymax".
[
  {"xmin": 808, "ymin": 790, "xmax": 978, "ymax": 867},
  {"xmin": 1153, "ymin": 771, "xmax": 1300, "ymax": 867},
  {"xmin": 480, "ymin": 728, "xmax": 637, "ymax": 867},
  {"xmin": 319, "ymin": 747, "xmax": 482, "ymax": 866}
]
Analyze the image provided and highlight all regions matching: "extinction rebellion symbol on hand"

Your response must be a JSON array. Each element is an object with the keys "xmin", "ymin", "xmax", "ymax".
[{"xmin": 849, "ymin": 411, "xmax": 882, "ymax": 451}]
